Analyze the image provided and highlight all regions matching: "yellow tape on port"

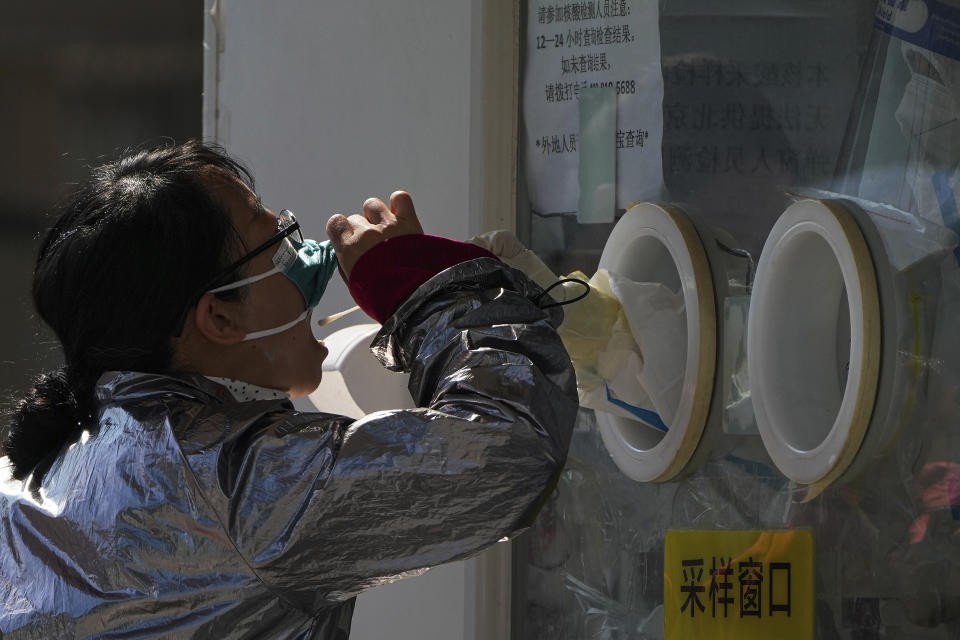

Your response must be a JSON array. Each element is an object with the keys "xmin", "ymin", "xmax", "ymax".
[{"xmin": 799, "ymin": 200, "xmax": 881, "ymax": 502}]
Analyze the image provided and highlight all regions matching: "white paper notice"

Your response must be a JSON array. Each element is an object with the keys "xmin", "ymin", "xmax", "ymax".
[{"xmin": 523, "ymin": 0, "xmax": 665, "ymax": 216}]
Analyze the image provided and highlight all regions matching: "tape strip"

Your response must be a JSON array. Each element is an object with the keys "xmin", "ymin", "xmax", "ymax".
[
  {"xmin": 577, "ymin": 87, "xmax": 617, "ymax": 224},
  {"xmin": 604, "ymin": 384, "xmax": 669, "ymax": 433}
]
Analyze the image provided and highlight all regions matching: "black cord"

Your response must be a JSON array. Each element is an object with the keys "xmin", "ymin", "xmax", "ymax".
[{"xmin": 533, "ymin": 278, "xmax": 590, "ymax": 309}]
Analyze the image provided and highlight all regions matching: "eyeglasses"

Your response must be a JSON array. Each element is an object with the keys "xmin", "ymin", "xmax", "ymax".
[
  {"xmin": 172, "ymin": 209, "xmax": 301, "ymax": 337},
  {"xmin": 211, "ymin": 209, "xmax": 302, "ymax": 286}
]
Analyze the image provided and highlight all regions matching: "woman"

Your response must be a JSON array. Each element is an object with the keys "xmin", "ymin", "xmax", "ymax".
[{"xmin": 0, "ymin": 141, "xmax": 578, "ymax": 639}]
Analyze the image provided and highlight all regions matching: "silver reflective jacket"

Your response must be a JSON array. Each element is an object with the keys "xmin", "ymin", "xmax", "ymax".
[{"xmin": 0, "ymin": 259, "xmax": 578, "ymax": 639}]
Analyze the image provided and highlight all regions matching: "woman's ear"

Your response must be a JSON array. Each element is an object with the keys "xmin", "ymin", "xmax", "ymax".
[{"xmin": 193, "ymin": 292, "xmax": 247, "ymax": 345}]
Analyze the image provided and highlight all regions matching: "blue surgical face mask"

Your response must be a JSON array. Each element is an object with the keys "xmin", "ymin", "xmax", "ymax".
[{"xmin": 207, "ymin": 236, "xmax": 338, "ymax": 341}]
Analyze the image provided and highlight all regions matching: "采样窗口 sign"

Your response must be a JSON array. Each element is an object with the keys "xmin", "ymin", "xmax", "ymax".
[{"xmin": 664, "ymin": 529, "xmax": 813, "ymax": 639}]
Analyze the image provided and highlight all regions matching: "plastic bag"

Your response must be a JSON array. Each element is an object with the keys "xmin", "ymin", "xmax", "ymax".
[{"xmin": 472, "ymin": 230, "xmax": 687, "ymax": 431}]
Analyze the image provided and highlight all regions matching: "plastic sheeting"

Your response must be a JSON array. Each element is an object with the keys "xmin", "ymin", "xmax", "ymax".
[
  {"xmin": 561, "ymin": 268, "xmax": 686, "ymax": 429},
  {"xmin": 516, "ymin": 383, "xmax": 960, "ymax": 637},
  {"xmin": 514, "ymin": 202, "xmax": 960, "ymax": 637},
  {"xmin": 515, "ymin": 198, "xmax": 960, "ymax": 637},
  {"xmin": 473, "ymin": 230, "xmax": 688, "ymax": 428},
  {"xmin": 514, "ymin": 1, "xmax": 960, "ymax": 636}
]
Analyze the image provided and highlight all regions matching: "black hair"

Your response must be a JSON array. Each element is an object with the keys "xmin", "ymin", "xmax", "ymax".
[{"xmin": 2, "ymin": 140, "xmax": 253, "ymax": 480}]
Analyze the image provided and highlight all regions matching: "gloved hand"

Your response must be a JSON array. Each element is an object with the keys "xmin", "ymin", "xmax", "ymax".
[
  {"xmin": 469, "ymin": 230, "xmax": 686, "ymax": 429},
  {"xmin": 471, "ymin": 230, "xmax": 561, "ymax": 293},
  {"xmin": 470, "ymin": 230, "xmax": 624, "ymax": 388}
]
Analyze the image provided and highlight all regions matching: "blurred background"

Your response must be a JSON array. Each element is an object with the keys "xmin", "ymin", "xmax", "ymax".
[{"xmin": 0, "ymin": 1, "xmax": 201, "ymax": 404}]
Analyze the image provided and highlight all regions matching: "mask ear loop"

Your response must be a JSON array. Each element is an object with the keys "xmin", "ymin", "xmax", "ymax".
[
  {"xmin": 207, "ymin": 265, "xmax": 281, "ymax": 294},
  {"xmin": 532, "ymin": 278, "xmax": 590, "ymax": 310}
]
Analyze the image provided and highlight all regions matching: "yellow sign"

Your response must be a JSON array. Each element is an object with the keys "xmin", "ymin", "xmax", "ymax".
[{"xmin": 664, "ymin": 529, "xmax": 814, "ymax": 640}]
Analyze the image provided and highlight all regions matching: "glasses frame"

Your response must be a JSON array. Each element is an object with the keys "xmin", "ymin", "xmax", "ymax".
[
  {"xmin": 172, "ymin": 209, "xmax": 302, "ymax": 337},
  {"xmin": 210, "ymin": 209, "xmax": 302, "ymax": 287},
  {"xmin": 201, "ymin": 208, "xmax": 302, "ymax": 294}
]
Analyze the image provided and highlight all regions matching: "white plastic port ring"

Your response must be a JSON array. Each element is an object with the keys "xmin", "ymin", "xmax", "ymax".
[
  {"xmin": 306, "ymin": 323, "xmax": 414, "ymax": 419},
  {"xmin": 595, "ymin": 202, "xmax": 718, "ymax": 482},
  {"xmin": 748, "ymin": 199, "xmax": 881, "ymax": 489}
]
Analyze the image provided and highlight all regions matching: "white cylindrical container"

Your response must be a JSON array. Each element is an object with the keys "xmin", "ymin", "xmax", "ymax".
[
  {"xmin": 595, "ymin": 202, "xmax": 726, "ymax": 482},
  {"xmin": 749, "ymin": 198, "xmax": 941, "ymax": 499},
  {"xmin": 306, "ymin": 323, "xmax": 414, "ymax": 418}
]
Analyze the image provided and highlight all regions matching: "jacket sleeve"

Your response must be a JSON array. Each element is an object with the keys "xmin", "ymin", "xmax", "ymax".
[{"xmin": 222, "ymin": 257, "xmax": 578, "ymax": 612}]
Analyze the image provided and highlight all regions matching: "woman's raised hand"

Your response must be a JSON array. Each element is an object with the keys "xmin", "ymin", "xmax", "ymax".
[{"xmin": 326, "ymin": 190, "xmax": 424, "ymax": 279}]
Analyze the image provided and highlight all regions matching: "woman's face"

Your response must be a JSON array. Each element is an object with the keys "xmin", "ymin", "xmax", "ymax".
[{"xmin": 215, "ymin": 177, "xmax": 328, "ymax": 397}]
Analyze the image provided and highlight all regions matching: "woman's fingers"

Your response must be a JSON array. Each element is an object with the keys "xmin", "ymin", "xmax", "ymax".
[
  {"xmin": 361, "ymin": 192, "xmax": 422, "ymax": 237},
  {"xmin": 389, "ymin": 191, "xmax": 424, "ymax": 234},
  {"xmin": 347, "ymin": 213, "xmax": 371, "ymax": 229},
  {"xmin": 326, "ymin": 191, "xmax": 424, "ymax": 280},
  {"xmin": 363, "ymin": 197, "xmax": 393, "ymax": 225},
  {"xmin": 325, "ymin": 213, "xmax": 354, "ymax": 245}
]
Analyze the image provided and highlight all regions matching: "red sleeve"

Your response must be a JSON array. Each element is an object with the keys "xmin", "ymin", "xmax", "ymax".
[{"xmin": 347, "ymin": 234, "xmax": 499, "ymax": 324}]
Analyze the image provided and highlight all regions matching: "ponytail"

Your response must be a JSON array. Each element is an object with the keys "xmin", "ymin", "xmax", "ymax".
[
  {"xmin": 1, "ymin": 140, "xmax": 251, "ymax": 482},
  {"xmin": 3, "ymin": 366, "xmax": 96, "ymax": 480}
]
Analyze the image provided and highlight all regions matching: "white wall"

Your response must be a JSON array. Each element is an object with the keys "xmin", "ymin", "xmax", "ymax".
[
  {"xmin": 203, "ymin": 2, "xmax": 516, "ymax": 638},
  {"xmin": 204, "ymin": 0, "xmax": 516, "ymax": 332}
]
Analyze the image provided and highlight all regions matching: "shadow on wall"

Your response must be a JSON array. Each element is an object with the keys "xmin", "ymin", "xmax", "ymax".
[{"xmin": 0, "ymin": 1, "xmax": 202, "ymax": 407}]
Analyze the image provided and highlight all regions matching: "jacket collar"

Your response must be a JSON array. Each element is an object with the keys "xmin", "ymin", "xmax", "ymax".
[{"xmin": 95, "ymin": 371, "xmax": 237, "ymax": 405}]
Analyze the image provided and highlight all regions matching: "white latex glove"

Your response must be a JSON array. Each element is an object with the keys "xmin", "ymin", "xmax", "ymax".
[
  {"xmin": 470, "ymin": 229, "xmax": 526, "ymax": 259},
  {"xmin": 471, "ymin": 230, "xmax": 560, "ymax": 292}
]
